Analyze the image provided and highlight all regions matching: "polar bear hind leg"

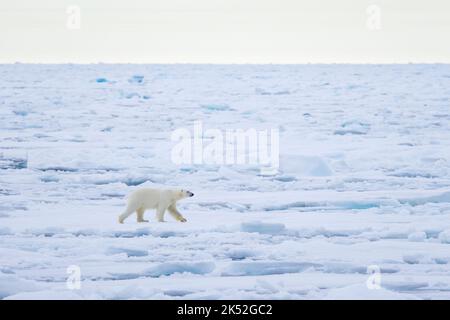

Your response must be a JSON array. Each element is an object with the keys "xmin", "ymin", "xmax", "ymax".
[
  {"xmin": 118, "ymin": 203, "xmax": 139, "ymax": 224},
  {"xmin": 136, "ymin": 207, "xmax": 148, "ymax": 223}
]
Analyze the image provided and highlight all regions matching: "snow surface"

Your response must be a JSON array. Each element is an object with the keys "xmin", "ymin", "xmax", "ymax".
[{"xmin": 1, "ymin": 64, "xmax": 450, "ymax": 299}]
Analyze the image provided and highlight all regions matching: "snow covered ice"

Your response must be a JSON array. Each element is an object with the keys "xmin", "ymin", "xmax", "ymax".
[{"xmin": 1, "ymin": 64, "xmax": 450, "ymax": 299}]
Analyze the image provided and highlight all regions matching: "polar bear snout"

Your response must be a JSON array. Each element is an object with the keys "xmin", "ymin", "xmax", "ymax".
[{"xmin": 179, "ymin": 189, "xmax": 194, "ymax": 198}]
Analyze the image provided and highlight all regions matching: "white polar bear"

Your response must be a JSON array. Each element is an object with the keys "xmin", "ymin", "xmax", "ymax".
[{"xmin": 118, "ymin": 188, "xmax": 194, "ymax": 224}]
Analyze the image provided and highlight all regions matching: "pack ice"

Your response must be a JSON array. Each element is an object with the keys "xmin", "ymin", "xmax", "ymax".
[{"xmin": 1, "ymin": 64, "xmax": 450, "ymax": 299}]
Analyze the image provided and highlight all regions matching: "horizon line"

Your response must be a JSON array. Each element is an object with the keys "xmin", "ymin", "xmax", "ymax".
[{"xmin": 1, "ymin": 62, "xmax": 450, "ymax": 65}]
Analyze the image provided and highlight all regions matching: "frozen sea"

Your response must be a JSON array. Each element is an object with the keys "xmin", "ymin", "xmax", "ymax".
[{"xmin": 1, "ymin": 64, "xmax": 450, "ymax": 299}]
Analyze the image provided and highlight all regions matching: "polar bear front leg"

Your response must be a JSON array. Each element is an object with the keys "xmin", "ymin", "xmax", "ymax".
[
  {"xmin": 136, "ymin": 207, "xmax": 148, "ymax": 223},
  {"xmin": 168, "ymin": 204, "xmax": 187, "ymax": 222},
  {"xmin": 156, "ymin": 204, "xmax": 167, "ymax": 222}
]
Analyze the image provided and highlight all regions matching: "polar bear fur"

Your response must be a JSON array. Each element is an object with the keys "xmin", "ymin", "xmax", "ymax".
[{"xmin": 118, "ymin": 188, "xmax": 194, "ymax": 224}]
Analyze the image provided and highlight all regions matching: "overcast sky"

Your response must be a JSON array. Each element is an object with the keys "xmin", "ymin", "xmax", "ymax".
[{"xmin": 1, "ymin": 0, "xmax": 449, "ymax": 63}]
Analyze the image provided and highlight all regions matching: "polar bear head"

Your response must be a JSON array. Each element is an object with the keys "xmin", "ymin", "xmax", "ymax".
[{"xmin": 175, "ymin": 189, "xmax": 194, "ymax": 200}]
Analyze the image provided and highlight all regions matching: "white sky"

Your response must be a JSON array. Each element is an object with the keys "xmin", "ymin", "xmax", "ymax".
[{"xmin": 1, "ymin": 0, "xmax": 449, "ymax": 63}]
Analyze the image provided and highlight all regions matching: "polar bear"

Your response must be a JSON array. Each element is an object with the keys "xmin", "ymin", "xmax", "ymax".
[{"xmin": 118, "ymin": 188, "xmax": 194, "ymax": 224}]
